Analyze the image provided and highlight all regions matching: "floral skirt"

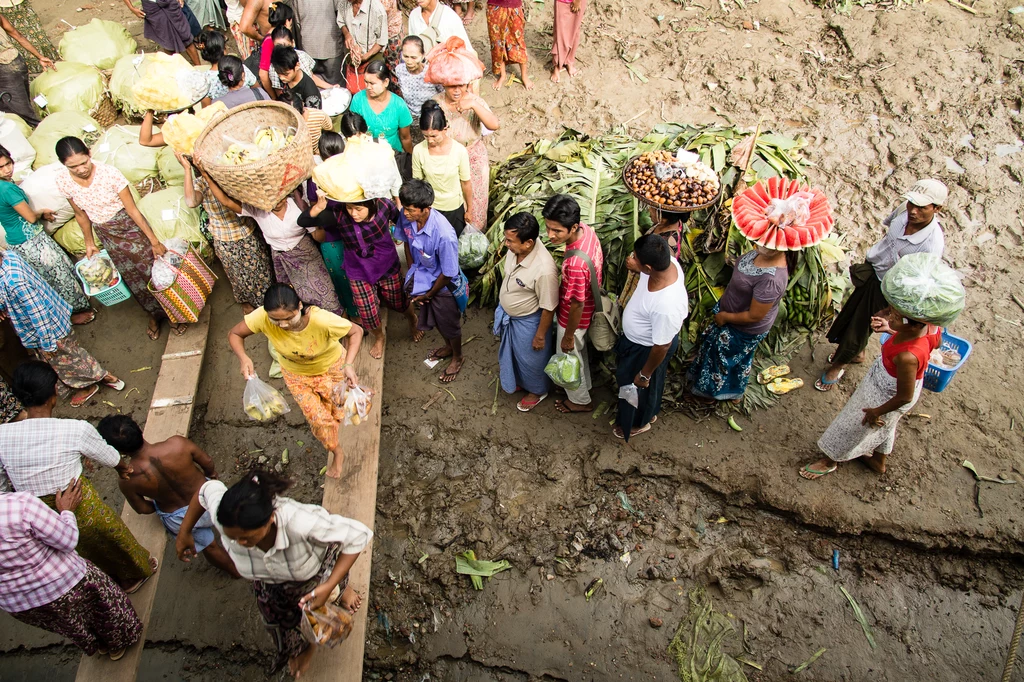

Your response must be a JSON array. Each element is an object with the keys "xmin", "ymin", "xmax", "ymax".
[
  {"xmin": 230, "ymin": 21, "xmax": 255, "ymax": 59},
  {"xmin": 272, "ymin": 235, "xmax": 343, "ymax": 316},
  {"xmin": 11, "ymin": 230, "xmax": 90, "ymax": 312},
  {"xmin": 252, "ymin": 543, "xmax": 344, "ymax": 673},
  {"xmin": 687, "ymin": 321, "xmax": 767, "ymax": 401},
  {"xmin": 40, "ymin": 477, "xmax": 154, "ymax": 587},
  {"xmin": 281, "ymin": 356, "xmax": 348, "ymax": 452},
  {"xmin": 0, "ymin": 375, "xmax": 23, "ymax": 423},
  {"xmin": 93, "ymin": 210, "xmax": 166, "ymax": 320},
  {"xmin": 487, "ymin": 4, "xmax": 527, "ymax": 66},
  {"xmin": 11, "ymin": 562, "xmax": 143, "ymax": 655},
  {"xmin": 214, "ymin": 231, "xmax": 274, "ymax": 309},
  {"xmin": 35, "ymin": 330, "xmax": 106, "ymax": 396},
  {"xmin": 466, "ymin": 139, "xmax": 489, "ymax": 229},
  {"xmin": 0, "ymin": 1, "xmax": 58, "ymax": 73}
]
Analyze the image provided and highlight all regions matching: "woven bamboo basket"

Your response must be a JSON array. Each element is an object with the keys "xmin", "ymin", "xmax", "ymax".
[
  {"xmin": 90, "ymin": 93, "xmax": 118, "ymax": 128},
  {"xmin": 192, "ymin": 101, "xmax": 313, "ymax": 211}
]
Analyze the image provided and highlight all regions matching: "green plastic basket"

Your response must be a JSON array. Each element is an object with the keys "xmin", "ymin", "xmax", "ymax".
[{"xmin": 75, "ymin": 250, "xmax": 131, "ymax": 306}]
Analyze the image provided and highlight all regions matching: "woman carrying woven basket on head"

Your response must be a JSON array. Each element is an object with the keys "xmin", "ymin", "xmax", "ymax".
[
  {"xmin": 425, "ymin": 37, "xmax": 499, "ymax": 230},
  {"xmin": 0, "ymin": 146, "xmax": 94, "ymax": 324},
  {"xmin": 54, "ymin": 137, "xmax": 183, "ymax": 342},
  {"xmin": 800, "ymin": 253, "xmax": 964, "ymax": 481},
  {"xmin": 197, "ymin": 164, "xmax": 346, "ymax": 317}
]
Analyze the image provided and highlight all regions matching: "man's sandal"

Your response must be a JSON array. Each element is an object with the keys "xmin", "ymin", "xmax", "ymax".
[
  {"xmin": 516, "ymin": 393, "xmax": 548, "ymax": 412},
  {"xmin": 814, "ymin": 370, "xmax": 845, "ymax": 392}
]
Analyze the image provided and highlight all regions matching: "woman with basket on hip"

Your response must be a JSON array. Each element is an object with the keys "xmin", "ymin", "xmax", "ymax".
[
  {"xmin": 228, "ymin": 284, "xmax": 365, "ymax": 479},
  {"xmin": 54, "ymin": 137, "xmax": 182, "ymax": 342}
]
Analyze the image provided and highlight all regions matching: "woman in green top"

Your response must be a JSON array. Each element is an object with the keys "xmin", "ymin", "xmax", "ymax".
[
  {"xmin": 348, "ymin": 60, "xmax": 413, "ymax": 155},
  {"xmin": 0, "ymin": 145, "xmax": 93, "ymax": 323},
  {"xmin": 411, "ymin": 100, "xmax": 472, "ymax": 235}
]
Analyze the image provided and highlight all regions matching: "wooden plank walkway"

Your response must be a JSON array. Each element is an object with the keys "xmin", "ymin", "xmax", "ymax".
[
  {"xmin": 75, "ymin": 306, "xmax": 211, "ymax": 682},
  {"xmin": 302, "ymin": 311, "xmax": 386, "ymax": 681}
]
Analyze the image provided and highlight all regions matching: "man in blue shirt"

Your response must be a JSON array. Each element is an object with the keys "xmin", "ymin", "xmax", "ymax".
[{"xmin": 395, "ymin": 180, "xmax": 464, "ymax": 382}]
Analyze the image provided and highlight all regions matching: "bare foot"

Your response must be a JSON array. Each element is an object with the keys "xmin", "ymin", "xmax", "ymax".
[
  {"xmin": 799, "ymin": 458, "xmax": 838, "ymax": 480},
  {"xmin": 567, "ymin": 64, "xmax": 579, "ymax": 77},
  {"xmin": 521, "ymin": 72, "xmax": 534, "ymax": 90},
  {"xmin": 288, "ymin": 644, "xmax": 316, "ymax": 679},
  {"xmin": 71, "ymin": 310, "xmax": 96, "ymax": 325},
  {"xmin": 859, "ymin": 452, "xmax": 887, "ymax": 474},
  {"xmin": 492, "ymin": 67, "xmax": 508, "ymax": 90},
  {"xmin": 369, "ymin": 332, "xmax": 385, "ymax": 359},
  {"xmin": 326, "ymin": 450, "xmax": 344, "ymax": 479},
  {"xmin": 464, "ymin": 7, "xmax": 474, "ymax": 23},
  {"xmin": 339, "ymin": 585, "xmax": 363, "ymax": 614},
  {"xmin": 550, "ymin": 66, "xmax": 561, "ymax": 83}
]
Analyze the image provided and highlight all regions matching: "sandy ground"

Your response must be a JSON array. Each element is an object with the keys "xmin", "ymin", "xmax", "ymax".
[{"xmin": 2, "ymin": 0, "xmax": 1024, "ymax": 679}]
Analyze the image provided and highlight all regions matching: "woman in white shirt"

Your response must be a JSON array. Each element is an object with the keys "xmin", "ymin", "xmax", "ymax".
[
  {"xmin": 614, "ymin": 234, "xmax": 688, "ymax": 441},
  {"xmin": 196, "ymin": 162, "xmax": 345, "ymax": 316},
  {"xmin": 176, "ymin": 468, "xmax": 372, "ymax": 677}
]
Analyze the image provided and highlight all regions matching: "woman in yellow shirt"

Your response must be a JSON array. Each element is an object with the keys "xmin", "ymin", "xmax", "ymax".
[
  {"xmin": 411, "ymin": 100, "xmax": 473, "ymax": 235},
  {"xmin": 228, "ymin": 284, "xmax": 364, "ymax": 478}
]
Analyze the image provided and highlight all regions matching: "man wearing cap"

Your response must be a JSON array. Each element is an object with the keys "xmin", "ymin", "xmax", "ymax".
[{"xmin": 816, "ymin": 178, "xmax": 947, "ymax": 391}]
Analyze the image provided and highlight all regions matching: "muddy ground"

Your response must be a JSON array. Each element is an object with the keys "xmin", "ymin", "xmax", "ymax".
[{"xmin": 2, "ymin": 0, "xmax": 1024, "ymax": 679}]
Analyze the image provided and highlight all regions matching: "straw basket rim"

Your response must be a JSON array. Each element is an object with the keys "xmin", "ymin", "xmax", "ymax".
[{"xmin": 193, "ymin": 101, "xmax": 309, "ymax": 172}]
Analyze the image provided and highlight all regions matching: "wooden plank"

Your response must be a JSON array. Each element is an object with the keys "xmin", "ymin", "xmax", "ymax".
[
  {"xmin": 303, "ymin": 311, "xmax": 386, "ymax": 681},
  {"xmin": 75, "ymin": 306, "xmax": 211, "ymax": 682}
]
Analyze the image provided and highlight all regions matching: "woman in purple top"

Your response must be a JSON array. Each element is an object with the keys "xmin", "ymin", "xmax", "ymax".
[
  {"xmin": 213, "ymin": 55, "xmax": 269, "ymax": 109},
  {"xmin": 687, "ymin": 247, "xmax": 791, "ymax": 401},
  {"xmin": 299, "ymin": 140, "xmax": 419, "ymax": 359}
]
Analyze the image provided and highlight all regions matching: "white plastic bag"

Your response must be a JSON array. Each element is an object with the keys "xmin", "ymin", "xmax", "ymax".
[
  {"xmin": 78, "ymin": 252, "xmax": 118, "ymax": 289},
  {"xmin": 618, "ymin": 383, "xmax": 639, "ymax": 408},
  {"xmin": 242, "ymin": 374, "xmax": 291, "ymax": 421},
  {"xmin": 150, "ymin": 238, "xmax": 189, "ymax": 291},
  {"xmin": 764, "ymin": 192, "xmax": 814, "ymax": 228},
  {"xmin": 0, "ymin": 116, "xmax": 36, "ymax": 182},
  {"xmin": 353, "ymin": 138, "xmax": 401, "ymax": 200},
  {"xmin": 342, "ymin": 385, "xmax": 372, "ymax": 426},
  {"xmin": 20, "ymin": 163, "xmax": 73, "ymax": 232}
]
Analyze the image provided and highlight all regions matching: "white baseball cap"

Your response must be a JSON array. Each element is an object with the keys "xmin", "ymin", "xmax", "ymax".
[{"xmin": 903, "ymin": 178, "xmax": 948, "ymax": 207}]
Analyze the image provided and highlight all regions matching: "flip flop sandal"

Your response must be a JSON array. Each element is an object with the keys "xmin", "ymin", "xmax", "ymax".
[
  {"xmin": 125, "ymin": 557, "xmax": 159, "ymax": 594},
  {"xmin": 800, "ymin": 463, "xmax": 837, "ymax": 479},
  {"xmin": 109, "ymin": 648, "xmax": 127, "ymax": 661},
  {"xmin": 766, "ymin": 377, "xmax": 804, "ymax": 395},
  {"xmin": 70, "ymin": 385, "xmax": 100, "ymax": 408},
  {"xmin": 73, "ymin": 310, "xmax": 97, "ymax": 325},
  {"xmin": 105, "ymin": 378, "xmax": 125, "ymax": 391},
  {"xmin": 757, "ymin": 364, "xmax": 791, "ymax": 385},
  {"xmin": 613, "ymin": 421, "xmax": 653, "ymax": 439},
  {"xmin": 813, "ymin": 370, "xmax": 845, "ymax": 392},
  {"xmin": 516, "ymin": 393, "xmax": 548, "ymax": 412}
]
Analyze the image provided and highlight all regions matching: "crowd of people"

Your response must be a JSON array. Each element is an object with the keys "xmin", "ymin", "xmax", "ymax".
[{"xmin": 0, "ymin": 0, "xmax": 966, "ymax": 675}]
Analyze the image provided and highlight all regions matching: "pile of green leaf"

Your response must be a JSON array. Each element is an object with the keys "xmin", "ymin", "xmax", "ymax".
[{"xmin": 477, "ymin": 124, "xmax": 847, "ymax": 408}]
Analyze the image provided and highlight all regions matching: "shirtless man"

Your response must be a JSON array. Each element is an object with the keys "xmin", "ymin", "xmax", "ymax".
[
  {"xmin": 239, "ymin": 0, "xmax": 273, "ymax": 43},
  {"xmin": 98, "ymin": 415, "xmax": 240, "ymax": 578}
]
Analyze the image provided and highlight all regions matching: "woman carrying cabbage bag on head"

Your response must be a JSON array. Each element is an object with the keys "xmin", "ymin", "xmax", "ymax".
[{"xmin": 800, "ymin": 252, "xmax": 965, "ymax": 481}]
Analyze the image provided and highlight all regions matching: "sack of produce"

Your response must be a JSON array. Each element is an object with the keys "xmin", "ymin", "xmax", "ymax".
[
  {"xmin": 20, "ymin": 163, "xmax": 74, "ymax": 232},
  {"xmin": 29, "ymin": 62, "xmax": 105, "ymax": 117},
  {"xmin": 156, "ymin": 145, "xmax": 186, "ymax": 186},
  {"xmin": 300, "ymin": 601, "xmax": 353, "ymax": 648},
  {"xmin": 92, "ymin": 125, "xmax": 160, "ymax": 184},
  {"xmin": 544, "ymin": 353, "xmax": 582, "ymax": 391},
  {"xmin": 880, "ymin": 252, "xmax": 966, "ymax": 326},
  {"xmin": 53, "ymin": 219, "xmax": 99, "ymax": 255},
  {"xmin": 0, "ymin": 116, "xmax": 35, "ymax": 182},
  {"xmin": 242, "ymin": 374, "xmax": 291, "ymax": 421},
  {"xmin": 78, "ymin": 251, "xmax": 118, "ymax": 289},
  {"xmin": 312, "ymin": 135, "xmax": 396, "ymax": 201},
  {"xmin": 458, "ymin": 225, "xmax": 488, "ymax": 269},
  {"xmin": 28, "ymin": 111, "xmax": 101, "ymax": 169},
  {"xmin": 58, "ymin": 18, "xmax": 136, "ymax": 70},
  {"xmin": 137, "ymin": 186, "xmax": 209, "ymax": 253},
  {"xmin": 132, "ymin": 53, "xmax": 207, "ymax": 112},
  {"xmin": 423, "ymin": 37, "xmax": 484, "ymax": 86},
  {"xmin": 162, "ymin": 101, "xmax": 227, "ymax": 154},
  {"xmin": 108, "ymin": 53, "xmax": 151, "ymax": 120},
  {"xmin": 0, "ymin": 112, "xmax": 31, "ymax": 139}
]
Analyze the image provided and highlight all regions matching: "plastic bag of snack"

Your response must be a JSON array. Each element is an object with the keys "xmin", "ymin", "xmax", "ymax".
[
  {"xmin": 242, "ymin": 375, "xmax": 291, "ymax": 421},
  {"xmin": 299, "ymin": 601, "xmax": 353, "ymax": 648}
]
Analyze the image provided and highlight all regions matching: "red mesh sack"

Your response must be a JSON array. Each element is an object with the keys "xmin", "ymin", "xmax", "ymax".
[{"xmin": 423, "ymin": 37, "xmax": 485, "ymax": 86}]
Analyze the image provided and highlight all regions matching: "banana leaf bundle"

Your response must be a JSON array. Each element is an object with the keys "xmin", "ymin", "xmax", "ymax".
[{"xmin": 478, "ymin": 123, "xmax": 848, "ymax": 409}]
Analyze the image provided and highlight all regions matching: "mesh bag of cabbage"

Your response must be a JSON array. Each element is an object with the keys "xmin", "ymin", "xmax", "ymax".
[{"xmin": 881, "ymin": 252, "xmax": 966, "ymax": 326}]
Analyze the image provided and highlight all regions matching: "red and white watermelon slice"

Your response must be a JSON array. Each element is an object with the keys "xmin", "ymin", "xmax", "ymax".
[{"xmin": 732, "ymin": 178, "xmax": 834, "ymax": 251}]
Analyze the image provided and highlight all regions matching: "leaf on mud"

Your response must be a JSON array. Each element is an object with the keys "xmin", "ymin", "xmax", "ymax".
[
  {"xmin": 789, "ymin": 647, "xmax": 826, "ymax": 674},
  {"xmin": 456, "ymin": 550, "xmax": 511, "ymax": 591},
  {"xmin": 838, "ymin": 586, "xmax": 877, "ymax": 649},
  {"xmin": 668, "ymin": 586, "xmax": 748, "ymax": 682},
  {"xmin": 585, "ymin": 577, "xmax": 603, "ymax": 601},
  {"xmin": 962, "ymin": 459, "xmax": 1017, "ymax": 484}
]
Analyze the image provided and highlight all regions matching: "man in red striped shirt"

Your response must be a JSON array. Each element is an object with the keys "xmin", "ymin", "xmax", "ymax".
[{"xmin": 543, "ymin": 194, "xmax": 604, "ymax": 414}]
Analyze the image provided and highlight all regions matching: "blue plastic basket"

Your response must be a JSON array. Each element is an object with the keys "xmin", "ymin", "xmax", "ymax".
[
  {"xmin": 880, "ymin": 331, "xmax": 972, "ymax": 392},
  {"xmin": 75, "ymin": 250, "xmax": 131, "ymax": 307}
]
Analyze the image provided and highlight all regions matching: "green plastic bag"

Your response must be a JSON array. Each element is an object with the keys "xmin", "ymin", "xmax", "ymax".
[
  {"xmin": 29, "ymin": 62, "xmax": 104, "ymax": 117},
  {"xmin": 1, "ymin": 112, "xmax": 32, "ymax": 139},
  {"xmin": 137, "ymin": 187, "xmax": 210, "ymax": 255},
  {"xmin": 53, "ymin": 219, "xmax": 104, "ymax": 255},
  {"xmin": 881, "ymin": 252, "xmax": 966, "ymax": 326},
  {"xmin": 58, "ymin": 18, "xmax": 137, "ymax": 70},
  {"xmin": 28, "ymin": 111, "xmax": 102, "ymax": 169},
  {"xmin": 91, "ymin": 126, "xmax": 160, "ymax": 184},
  {"xmin": 544, "ymin": 353, "xmax": 582, "ymax": 391},
  {"xmin": 156, "ymin": 145, "xmax": 185, "ymax": 187}
]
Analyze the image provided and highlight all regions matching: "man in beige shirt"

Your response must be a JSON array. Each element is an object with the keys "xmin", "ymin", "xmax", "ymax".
[
  {"xmin": 338, "ymin": 0, "xmax": 387, "ymax": 90},
  {"xmin": 495, "ymin": 212, "xmax": 559, "ymax": 412}
]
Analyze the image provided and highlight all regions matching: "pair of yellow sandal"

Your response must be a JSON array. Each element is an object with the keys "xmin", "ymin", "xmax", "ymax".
[{"xmin": 757, "ymin": 365, "xmax": 804, "ymax": 395}]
